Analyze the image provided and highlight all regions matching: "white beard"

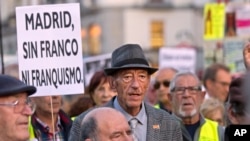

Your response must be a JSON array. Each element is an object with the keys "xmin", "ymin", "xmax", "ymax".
[{"xmin": 178, "ymin": 106, "xmax": 197, "ymax": 118}]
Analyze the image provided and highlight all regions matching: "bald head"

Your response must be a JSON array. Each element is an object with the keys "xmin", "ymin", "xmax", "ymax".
[
  {"xmin": 155, "ymin": 67, "xmax": 177, "ymax": 79},
  {"xmin": 81, "ymin": 107, "xmax": 126, "ymax": 125},
  {"xmin": 81, "ymin": 107, "xmax": 133, "ymax": 141}
]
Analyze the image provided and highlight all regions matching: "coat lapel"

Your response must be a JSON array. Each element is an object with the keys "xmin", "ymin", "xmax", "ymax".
[{"xmin": 145, "ymin": 104, "xmax": 161, "ymax": 141}]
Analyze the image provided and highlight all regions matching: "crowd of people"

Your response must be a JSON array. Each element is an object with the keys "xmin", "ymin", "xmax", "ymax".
[{"xmin": 1, "ymin": 42, "xmax": 250, "ymax": 141}]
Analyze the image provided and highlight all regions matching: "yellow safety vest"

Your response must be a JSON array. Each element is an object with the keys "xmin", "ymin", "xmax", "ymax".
[
  {"xmin": 199, "ymin": 119, "xmax": 219, "ymax": 141},
  {"xmin": 28, "ymin": 117, "xmax": 36, "ymax": 140},
  {"xmin": 71, "ymin": 116, "xmax": 76, "ymax": 121},
  {"xmin": 154, "ymin": 104, "xmax": 160, "ymax": 109}
]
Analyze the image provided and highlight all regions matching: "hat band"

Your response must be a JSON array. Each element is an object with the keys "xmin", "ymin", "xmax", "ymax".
[{"xmin": 113, "ymin": 58, "xmax": 149, "ymax": 67}]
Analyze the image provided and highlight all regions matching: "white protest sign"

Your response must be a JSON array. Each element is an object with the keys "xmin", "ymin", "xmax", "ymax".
[
  {"xmin": 224, "ymin": 39, "xmax": 245, "ymax": 73},
  {"xmin": 16, "ymin": 3, "xmax": 84, "ymax": 96},
  {"xmin": 83, "ymin": 53, "xmax": 111, "ymax": 87},
  {"xmin": 159, "ymin": 47, "xmax": 196, "ymax": 72},
  {"xmin": 236, "ymin": 5, "xmax": 250, "ymax": 37}
]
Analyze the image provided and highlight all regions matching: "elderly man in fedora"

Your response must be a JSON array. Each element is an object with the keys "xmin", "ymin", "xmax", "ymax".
[
  {"xmin": 69, "ymin": 44, "xmax": 182, "ymax": 141},
  {"xmin": 0, "ymin": 74, "xmax": 36, "ymax": 141}
]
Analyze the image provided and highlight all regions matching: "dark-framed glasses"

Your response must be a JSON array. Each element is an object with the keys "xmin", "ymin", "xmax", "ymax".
[
  {"xmin": 154, "ymin": 80, "xmax": 171, "ymax": 90},
  {"xmin": 171, "ymin": 86, "xmax": 201, "ymax": 95},
  {"xmin": 0, "ymin": 98, "xmax": 36, "ymax": 114}
]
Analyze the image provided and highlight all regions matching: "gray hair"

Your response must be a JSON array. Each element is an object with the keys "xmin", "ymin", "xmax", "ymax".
[
  {"xmin": 169, "ymin": 71, "xmax": 201, "ymax": 94},
  {"xmin": 200, "ymin": 97, "xmax": 225, "ymax": 116},
  {"xmin": 81, "ymin": 116, "xmax": 98, "ymax": 140}
]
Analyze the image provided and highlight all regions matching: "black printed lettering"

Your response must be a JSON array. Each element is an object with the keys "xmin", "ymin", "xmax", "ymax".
[
  {"xmin": 23, "ymin": 41, "xmax": 38, "ymax": 59},
  {"xmin": 25, "ymin": 11, "xmax": 72, "ymax": 30},
  {"xmin": 31, "ymin": 67, "xmax": 82, "ymax": 88},
  {"xmin": 40, "ymin": 39, "xmax": 78, "ymax": 58}
]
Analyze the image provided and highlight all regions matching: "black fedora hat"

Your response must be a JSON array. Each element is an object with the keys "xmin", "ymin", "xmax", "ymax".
[
  {"xmin": 104, "ymin": 44, "xmax": 158, "ymax": 75},
  {"xmin": 0, "ymin": 75, "xmax": 36, "ymax": 97}
]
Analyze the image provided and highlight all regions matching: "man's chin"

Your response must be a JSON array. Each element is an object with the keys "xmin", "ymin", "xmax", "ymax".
[
  {"xmin": 178, "ymin": 109, "xmax": 197, "ymax": 118},
  {"xmin": 14, "ymin": 132, "xmax": 29, "ymax": 141}
]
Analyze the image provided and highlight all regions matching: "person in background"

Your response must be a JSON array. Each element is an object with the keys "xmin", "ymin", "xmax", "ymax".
[
  {"xmin": 224, "ymin": 42, "xmax": 250, "ymax": 141},
  {"xmin": 87, "ymin": 70, "xmax": 117, "ymax": 107},
  {"xmin": 200, "ymin": 97, "xmax": 225, "ymax": 126},
  {"xmin": 153, "ymin": 67, "xmax": 177, "ymax": 113},
  {"xmin": 63, "ymin": 94, "xmax": 94, "ymax": 118},
  {"xmin": 29, "ymin": 95, "xmax": 72, "ymax": 141},
  {"xmin": 226, "ymin": 76, "xmax": 250, "ymax": 125},
  {"xmin": 203, "ymin": 63, "xmax": 232, "ymax": 103},
  {"xmin": 144, "ymin": 80, "xmax": 158, "ymax": 106},
  {"xmin": 0, "ymin": 74, "xmax": 36, "ymax": 141},
  {"xmin": 224, "ymin": 75, "xmax": 250, "ymax": 141},
  {"xmin": 169, "ymin": 71, "xmax": 224, "ymax": 141},
  {"xmin": 64, "ymin": 70, "xmax": 116, "ymax": 119},
  {"xmin": 69, "ymin": 44, "xmax": 182, "ymax": 141},
  {"xmin": 81, "ymin": 107, "xmax": 134, "ymax": 141}
]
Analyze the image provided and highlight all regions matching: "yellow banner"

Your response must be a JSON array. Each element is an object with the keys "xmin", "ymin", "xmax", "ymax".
[{"xmin": 203, "ymin": 3, "xmax": 225, "ymax": 40}]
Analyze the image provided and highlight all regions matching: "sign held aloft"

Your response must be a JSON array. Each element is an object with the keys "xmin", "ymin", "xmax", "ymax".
[
  {"xmin": 159, "ymin": 47, "xmax": 196, "ymax": 73},
  {"xmin": 203, "ymin": 3, "xmax": 225, "ymax": 40},
  {"xmin": 16, "ymin": 3, "xmax": 84, "ymax": 96}
]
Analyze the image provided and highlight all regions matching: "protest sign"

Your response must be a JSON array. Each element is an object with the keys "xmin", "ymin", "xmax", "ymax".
[
  {"xmin": 16, "ymin": 3, "xmax": 84, "ymax": 96},
  {"xmin": 83, "ymin": 53, "xmax": 111, "ymax": 86},
  {"xmin": 159, "ymin": 47, "xmax": 196, "ymax": 73},
  {"xmin": 203, "ymin": 3, "xmax": 225, "ymax": 40},
  {"xmin": 236, "ymin": 4, "xmax": 250, "ymax": 37},
  {"xmin": 224, "ymin": 39, "xmax": 245, "ymax": 73}
]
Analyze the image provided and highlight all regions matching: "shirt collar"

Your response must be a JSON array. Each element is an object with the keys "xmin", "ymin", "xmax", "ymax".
[
  {"xmin": 113, "ymin": 97, "xmax": 146, "ymax": 125},
  {"xmin": 35, "ymin": 115, "xmax": 63, "ymax": 132}
]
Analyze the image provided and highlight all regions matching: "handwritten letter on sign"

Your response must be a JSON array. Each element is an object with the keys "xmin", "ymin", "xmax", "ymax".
[{"xmin": 16, "ymin": 3, "xmax": 84, "ymax": 96}]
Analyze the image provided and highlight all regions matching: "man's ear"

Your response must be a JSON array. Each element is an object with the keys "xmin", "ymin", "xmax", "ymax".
[
  {"xmin": 205, "ymin": 79, "xmax": 213, "ymax": 90},
  {"xmin": 201, "ymin": 91, "xmax": 206, "ymax": 100}
]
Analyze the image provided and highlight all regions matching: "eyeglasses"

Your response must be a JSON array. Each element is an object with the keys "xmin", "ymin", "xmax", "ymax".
[
  {"xmin": 171, "ymin": 86, "xmax": 201, "ymax": 95},
  {"xmin": 154, "ymin": 80, "xmax": 170, "ymax": 90},
  {"xmin": 0, "ymin": 98, "xmax": 36, "ymax": 114}
]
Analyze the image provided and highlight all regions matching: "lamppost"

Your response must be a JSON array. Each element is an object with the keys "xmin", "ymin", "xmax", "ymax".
[{"xmin": 0, "ymin": 2, "xmax": 4, "ymax": 74}]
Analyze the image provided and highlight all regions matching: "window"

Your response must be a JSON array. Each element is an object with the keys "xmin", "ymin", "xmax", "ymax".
[{"xmin": 150, "ymin": 20, "xmax": 164, "ymax": 48}]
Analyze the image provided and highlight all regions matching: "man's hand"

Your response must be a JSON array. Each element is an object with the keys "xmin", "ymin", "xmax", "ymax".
[{"xmin": 243, "ymin": 42, "xmax": 250, "ymax": 70}]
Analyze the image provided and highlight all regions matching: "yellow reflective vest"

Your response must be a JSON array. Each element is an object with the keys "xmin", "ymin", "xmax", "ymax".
[
  {"xmin": 154, "ymin": 103, "xmax": 160, "ymax": 109},
  {"xmin": 176, "ymin": 115, "xmax": 223, "ymax": 141},
  {"xmin": 199, "ymin": 119, "xmax": 219, "ymax": 141},
  {"xmin": 28, "ymin": 117, "xmax": 36, "ymax": 140},
  {"xmin": 71, "ymin": 116, "xmax": 76, "ymax": 121}
]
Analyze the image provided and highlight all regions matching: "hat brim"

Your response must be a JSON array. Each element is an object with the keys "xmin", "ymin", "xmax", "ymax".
[
  {"xmin": 0, "ymin": 85, "xmax": 36, "ymax": 97},
  {"xmin": 104, "ymin": 64, "xmax": 158, "ymax": 75}
]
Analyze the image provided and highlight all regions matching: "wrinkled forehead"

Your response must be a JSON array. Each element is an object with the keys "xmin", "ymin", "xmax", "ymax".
[
  {"xmin": 175, "ymin": 75, "xmax": 200, "ymax": 86},
  {"xmin": 156, "ymin": 71, "xmax": 176, "ymax": 81},
  {"xmin": 116, "ymin": 68, "xmax": 149, "ymax": 75}
]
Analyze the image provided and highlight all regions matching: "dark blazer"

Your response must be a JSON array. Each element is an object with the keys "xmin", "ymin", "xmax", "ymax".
[{"xmin": 69, "ymin": 96, "xmax": 183, "ymax": 141}]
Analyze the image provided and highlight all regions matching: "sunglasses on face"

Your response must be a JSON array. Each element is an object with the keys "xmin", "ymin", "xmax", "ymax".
[{"xmin": 154, "ymin": 80, "xmax": 171, "ymax": 90}]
